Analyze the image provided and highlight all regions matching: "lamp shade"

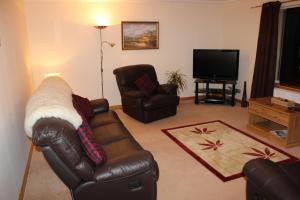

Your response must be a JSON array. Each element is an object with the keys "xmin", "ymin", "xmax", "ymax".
[{"xmin": 44, "ymin": 73, "xmax": 61, "ymax": 78}]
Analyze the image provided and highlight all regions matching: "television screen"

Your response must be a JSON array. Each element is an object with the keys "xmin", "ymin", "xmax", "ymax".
[{"xmin": 193, "ymin": 49, "xmax": 239, "ymax": 80}]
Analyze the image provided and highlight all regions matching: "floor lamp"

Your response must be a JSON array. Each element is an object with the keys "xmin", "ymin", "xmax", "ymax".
[{"xmin": 95, "ymin": 25, "xmax": 115, "ymax": 98}]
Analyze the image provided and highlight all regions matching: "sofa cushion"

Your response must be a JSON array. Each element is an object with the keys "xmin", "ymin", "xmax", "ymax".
[
  {"xmin": 77, "ymin": 117, "xmax": 106, "ymax": 165},
  {"xmin": 89, "ymin": 111, "xmax": 120, "ymax": 128},
  {"xmin": 143, "ymin": 94, "xmax": 179, "ymax": 111},
  {"xmin": 134, "ymin": 74, "xmax": 158, "ymax": 95},
  {"xmin": 103, "ymin": 138, "xmax": 141, "ymax": 160},
  {"xmin": 92, "ymin": 123, "xmax": 132, "ymax": 145},
  {"xmin": 72, "ymin": 94, "xmax": 94, "ymax": 119}
]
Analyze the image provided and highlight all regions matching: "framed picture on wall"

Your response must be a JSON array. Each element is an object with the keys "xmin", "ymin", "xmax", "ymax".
[{"xmin": 121, "ymin": 21, "xmax": 159, "ymax": 50}]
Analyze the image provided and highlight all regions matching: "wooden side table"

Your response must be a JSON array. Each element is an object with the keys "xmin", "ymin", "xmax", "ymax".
[{"xmin": 247, "ymin": 97, "xmax": 300, "ymax": 148}]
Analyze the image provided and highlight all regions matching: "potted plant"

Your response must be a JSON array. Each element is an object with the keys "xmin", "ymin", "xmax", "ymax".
[{"xmin": 166, "ymin": 69, "xmax": 187, "ymax": 94}]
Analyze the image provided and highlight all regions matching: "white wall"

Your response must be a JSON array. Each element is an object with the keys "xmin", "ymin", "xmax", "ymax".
[
  {"xmin": 222, "ymin": 0, "xmax": 261, "ymax": 99},
  {"xmin": 24, "ymin": 1, "xmax": 225, "ymax": 105},
  {"xmin": 0, "ymin": 0, "xmax": 32, "ymax": 199},
  {"xmin": 24, "ymin": 0, "xmax": 300, "ymax": 105}
]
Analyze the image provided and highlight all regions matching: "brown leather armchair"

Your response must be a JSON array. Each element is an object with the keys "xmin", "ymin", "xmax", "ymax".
[
  {"xmin": 32, "ymin": 99, "xmax": 159, "ymax": 200},
  {"xmin": 243, "ymin": 158, "xmax": 300, "ymax": 200},
  {"xmin": 113, "ymin": 64, "xmax": 180, "ymax": 123}
]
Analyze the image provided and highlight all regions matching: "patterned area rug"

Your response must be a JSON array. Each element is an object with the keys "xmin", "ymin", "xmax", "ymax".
[{"xmin": 162, "ymin": 120, "xmax": 297, "ymax": 182}]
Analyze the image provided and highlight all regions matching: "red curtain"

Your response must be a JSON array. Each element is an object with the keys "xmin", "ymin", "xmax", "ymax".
[{"xmin": 251, "ymin": 1, "xmax": 281, "ymax": 98}]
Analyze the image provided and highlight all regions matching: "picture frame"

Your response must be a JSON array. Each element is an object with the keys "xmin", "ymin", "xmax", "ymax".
[{"xmin": 121, "ymin": 21, "xmax": 159, "ymax": 50}]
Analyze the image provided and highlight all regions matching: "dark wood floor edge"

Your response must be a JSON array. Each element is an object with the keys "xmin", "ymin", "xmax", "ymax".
[
  {"xmin": 180, "ymin": 96, "xmax": 194, "ymax": 101},
  {"xmin": 109, "ymin": 96, "xmax": 195, "ymax": 109},
  {"xmin": 180, "ymin": 96, "xmax": 243, "ymax": 103},
  {"xmin": 235, "ymin": 98, "xmax": 242, "ymax": 103},
  {"xmin": 110, "ymin": 105, "xmax": 122, "ymax": 110},
  {"xmin": 19, "ymin": 142, "xmax": 34, "ymax": 200}
]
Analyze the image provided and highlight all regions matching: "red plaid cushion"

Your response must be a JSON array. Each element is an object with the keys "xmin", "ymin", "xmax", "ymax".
[
  {"xmin": 72, "ymin": 94, "xmax": 94, "ymax": 119},
  {"xmin": 77, "ymin": 116, "xmax": 106, "ymax": 165},
  {"xmin": 134, "ymin": 74, "xmax": 158, "ymax": 95}
]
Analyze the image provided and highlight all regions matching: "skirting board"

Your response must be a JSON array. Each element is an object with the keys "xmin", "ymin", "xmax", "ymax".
[
  {"xmin": 110, "ymin": 105, "xmax": 122, "ymax": 110},
  {"xmin": 19, "ymin": 142, "xmax": 34, "ymax": 200},
  {"xmin": 109, "ymin": 96, "xmax": 242, "ymax": 109}
]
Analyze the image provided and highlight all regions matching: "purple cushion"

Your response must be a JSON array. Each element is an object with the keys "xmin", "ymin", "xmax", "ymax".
[
  {"xmin": 134, "ymin": 74, "xmax": 158, "ymax": 95},
  {"xmin": 77, "ymin": 115, "xmax": 106, "ymax": 165},
  {"xmin": 72, "ymin": 94, "xmax": 94, "ymax": 119}
]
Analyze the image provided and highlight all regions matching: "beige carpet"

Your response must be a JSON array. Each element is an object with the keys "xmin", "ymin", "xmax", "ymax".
[{"xmin": 23, "ymin": 100, "xmax": 300, "ymax": 200}]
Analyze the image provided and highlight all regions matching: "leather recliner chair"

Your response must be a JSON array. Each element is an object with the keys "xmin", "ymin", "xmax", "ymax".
[
  {"xmin": 32, "ymin": 99, "xmax": 159, "ymax": 200},
  {"xmin": 113, "ymin": 64, "xmax": 180, "ymax": 123},
  {"xmin": 243, "ymin": 158, "xmax": 300, "ymax": 200}
]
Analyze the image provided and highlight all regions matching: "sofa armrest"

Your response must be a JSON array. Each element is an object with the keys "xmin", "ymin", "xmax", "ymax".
[
  {"xmin": 94, "ymin": 150, "xmax": 158, "ymax": 183},
  {"xmin": 158, "ymin": 84, "xmax": 178, "ymax": 95},
  {"xmin": 243, "ymin": 158, "xmax": 300, "ymax": 200},
  {"xmin": 123, "ymin": 90, "xmax": 148, "ymax": 99},
  {"xmin": 90, "ymin": 99, "xmax": 109, "ymax": 114}
]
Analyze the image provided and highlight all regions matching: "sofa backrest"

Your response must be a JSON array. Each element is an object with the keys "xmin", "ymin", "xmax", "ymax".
[
  {"xmin": 24, "ymin": 76, "xmax": 94, "ymax": 189},
  {"xmin": 113, "ymin": 64, "xmax": 158, "ymax": 94},
  {"xmin": 24, "ymin": 76, "xmax": 82, "ymax": 138}
]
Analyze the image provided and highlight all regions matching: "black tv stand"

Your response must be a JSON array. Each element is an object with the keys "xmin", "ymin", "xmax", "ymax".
[{"xmin": 194, "ymin": 79, "xmax": 237, "ymax": 106}]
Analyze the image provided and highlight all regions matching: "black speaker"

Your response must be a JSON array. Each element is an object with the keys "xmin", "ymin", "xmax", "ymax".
[{"xmin": 241, "ymin": 81, "xmax": 248, "ymax": 107}]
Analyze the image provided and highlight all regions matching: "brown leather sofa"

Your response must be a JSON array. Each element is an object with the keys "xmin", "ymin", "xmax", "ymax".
[
  {"xmin": 32, "ymin": 99, "xmax": 159, "ymax": 200},
  {"xmin": 243, "ymin": 158, "xmax": 300, "ymax": 200},
  {"xmin": 113, "ymin": 64, "xmax": 180, "ymax": 123}
]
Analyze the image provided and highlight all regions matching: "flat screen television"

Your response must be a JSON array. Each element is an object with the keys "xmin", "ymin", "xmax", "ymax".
[{"xmin": 193, "ymin": 49, "xmax": 239, "ymax": 80}]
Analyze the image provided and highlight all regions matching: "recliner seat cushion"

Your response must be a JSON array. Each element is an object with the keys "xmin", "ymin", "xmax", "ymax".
[
  {"xmin": 103, "ymin": 138, "xmax": 141, "ymax": 160},
  {"xmin": 143, "ymin": 94, "xmax": 179, "ymax": 110}
]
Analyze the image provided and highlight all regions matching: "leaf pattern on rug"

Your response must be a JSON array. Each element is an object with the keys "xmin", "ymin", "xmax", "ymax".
[
  {"xmin": 243, "ymin": 147, "xmax": 276, "ymax": 159},
  {"xmin": 191, "ymin": 127, "xmax": 215, "ymax": 135},
  {"xmin": 198, "ymin": 139, "xmax": 223, "ymax": 151}
]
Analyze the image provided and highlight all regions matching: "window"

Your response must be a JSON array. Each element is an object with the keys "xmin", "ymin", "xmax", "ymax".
[{"xmin": 277, "ymin": 7, "xmax": 300, "ymax": 88}]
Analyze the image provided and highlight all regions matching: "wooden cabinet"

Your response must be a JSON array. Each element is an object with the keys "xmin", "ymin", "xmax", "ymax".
[{"xmin": 248, "ymin": 97, "xmax": 300, "ymax": 148}]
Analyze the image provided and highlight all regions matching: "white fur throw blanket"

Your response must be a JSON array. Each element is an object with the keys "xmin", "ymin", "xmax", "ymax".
[{"xmin": 24, "ymin": 76, "xmax": 82, "ymax": 138}]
